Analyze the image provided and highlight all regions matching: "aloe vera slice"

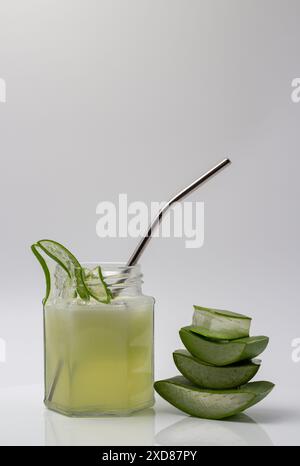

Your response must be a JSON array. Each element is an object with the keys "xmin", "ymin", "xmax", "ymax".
[
  {"xmin": 31, "ymin": 244, "xmax": 51, "ymax": 305},
  {"xmin": 192, "ymin": 305, "xmax": 251, "ymax": 340},
  {"xmin": 173, "ymin": 349, "xmax": 261, "ymax": 389},
  {"xmin": 37, "ymin": 239, "xmax": 89, "ymax": 300},
  {"xmin": 154, "ymin": 376, "xmax": 274, "ymax": 420},
  {"xmin": 83, "ymin": 266, "xmax": 112, "ymax": 303},
  {"xmin": 180, "ymin": 327, "xmax": 269, "ymax": 366}
]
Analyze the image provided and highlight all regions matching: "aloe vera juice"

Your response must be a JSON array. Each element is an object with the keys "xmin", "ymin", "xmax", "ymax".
[{"xmin": 44, "ymin": 296, "xmax": 154, "ymax": 415}]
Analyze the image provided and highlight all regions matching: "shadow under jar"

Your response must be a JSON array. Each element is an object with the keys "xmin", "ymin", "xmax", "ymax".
[{"xmin": 43, "ymin": 263, "xmax": 155, "ymax": 416}]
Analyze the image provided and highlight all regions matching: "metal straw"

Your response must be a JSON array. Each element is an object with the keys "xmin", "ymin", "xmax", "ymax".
[
  {"xmin": 47, "ymin": 158, "xmax": 231, "ymax": 404},
  {"xmin": 127, "ymin": 158, "xmax": 231, "ymax": 266}
]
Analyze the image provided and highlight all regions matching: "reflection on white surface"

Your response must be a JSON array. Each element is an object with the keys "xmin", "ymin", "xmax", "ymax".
[
  {"xmin": 1, "ymin": 385, "xmax": 299, "ymax": 445},
  {"xmin": 45, "ymin": 408, "xmax": 155, "ymax": 446},
  {"xmin": 156, "ymin": 414, "xmax": 273, "ymax": 446}
]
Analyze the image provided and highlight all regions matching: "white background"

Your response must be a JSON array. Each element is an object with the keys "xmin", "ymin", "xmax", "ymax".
[{"xmin": 0, "ymin": 1, "xmax": 299, "ymax": 445}]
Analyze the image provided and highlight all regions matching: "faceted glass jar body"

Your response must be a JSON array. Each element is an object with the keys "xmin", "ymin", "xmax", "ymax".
[{"xmin": 43, "ymin": 263, "xmax": 154, "ymax": 416}]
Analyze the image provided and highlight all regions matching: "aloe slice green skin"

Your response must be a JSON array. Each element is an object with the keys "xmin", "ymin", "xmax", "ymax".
[
  {"xmin": 180, "ymin": 327, "xmax": 269, "ymax": 366},
  {"xmin": 192, "ymin": 305, "xmax": 251, "ymax": 340},
  {"xmin": 173, "ymin": 349, "xmax": 261, "ymax": 389},
  {"xmin": 154, "ymin": 376, "xmax": 274, "ymax": 420},
  {"xmin": 31, "ymin": 244, "xmax": 51, "ymax": 305},
  {"xmin": 37, "ymin": 239, "xmax": 90, "ymax": 300},
  {"xmin": 98, "ymin": 266, "xmax": 113, "ymax": 302}
]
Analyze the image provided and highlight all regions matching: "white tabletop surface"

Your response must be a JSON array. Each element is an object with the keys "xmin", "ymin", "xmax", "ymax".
[{"xmin": 0, "ymin": 384, "xmax": 299, "ymax": 446}]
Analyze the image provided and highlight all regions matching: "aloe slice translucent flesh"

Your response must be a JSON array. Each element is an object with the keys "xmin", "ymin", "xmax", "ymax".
[
  {"xmin": 37, "ymin": 239, "xmax": 89, "ymax": 300},
  {"xmin": 83, "ymin": 266, "xmax": 112, "ymax": 303},
  {"xmin": 180, "ymin": 327, "xmax": 269, "ymax": 366},
  {"xmin": 154, "ymin": 376, "xmax": 274, "ymax": 420},
  {"xmin": 192, "ymin": 305, "xmax": 251, "ymax": 340},
  {"xmin": 173, "ymin": 349, "xmax": 261, "ymax": 389}
]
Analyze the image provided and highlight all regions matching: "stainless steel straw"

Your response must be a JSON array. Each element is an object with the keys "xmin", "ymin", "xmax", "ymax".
[
  {"xmin": 127, "ymin": 158, "xmax": 231, "ymax": 266},
  {"xmin": 47, "ymin": 158, "xmax": 231, "ymax": 402}
]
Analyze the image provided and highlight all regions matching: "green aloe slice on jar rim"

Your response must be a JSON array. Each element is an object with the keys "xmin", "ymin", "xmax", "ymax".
[
  {"xmin": 83, "ymin": 266, "xmax": 113, "ymax": 303},
  {"xmin": 180, "ymin": 327, "xmax": 269, "ymax": 366},
  {"xmin": 173, "ymin": 349, "xmax": 261, "ymax": 389},
  {"xmin": 31, "ymin": 239, "xmax": 111, "ymax": 303},
  {"xmin": 31, "ymin": 244, "xmax": 51, "ymax": 305},
  {"xmin": 154, "ymin": 376, "xmax": 274, "ymax": 420},
  {"xmin": 36, "ymin": 239, "xmax": 89, "ymax": 300},
  {"xmin": 192, "ymin": 305, "xmax": 251, "ymax": 340}
]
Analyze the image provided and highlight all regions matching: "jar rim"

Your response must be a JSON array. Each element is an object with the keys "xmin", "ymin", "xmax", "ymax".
[{"xmin": 75, "ymin": 262, "xmax": 141, "ymax": 271}]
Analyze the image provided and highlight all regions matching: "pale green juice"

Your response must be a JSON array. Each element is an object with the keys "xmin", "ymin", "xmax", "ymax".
[{"xmin": 44, "ymin": 296, "xmax": 154, "ymax": 416}]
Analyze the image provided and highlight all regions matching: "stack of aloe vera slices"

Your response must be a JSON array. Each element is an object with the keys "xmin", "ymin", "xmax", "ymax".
[{"xmin": 154, "ymin": 305, "xmax": 274, "ymax": 420}]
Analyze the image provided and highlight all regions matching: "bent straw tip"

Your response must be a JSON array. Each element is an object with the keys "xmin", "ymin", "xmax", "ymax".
[{"xmin": 223, "ymin": 157, "xmax": 232, "ymax": 164}]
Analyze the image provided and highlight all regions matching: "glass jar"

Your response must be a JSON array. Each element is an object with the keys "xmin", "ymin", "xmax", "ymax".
[{"xmin": 43, "ymin": 263, "xmax": 155, "ymax": 416}]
